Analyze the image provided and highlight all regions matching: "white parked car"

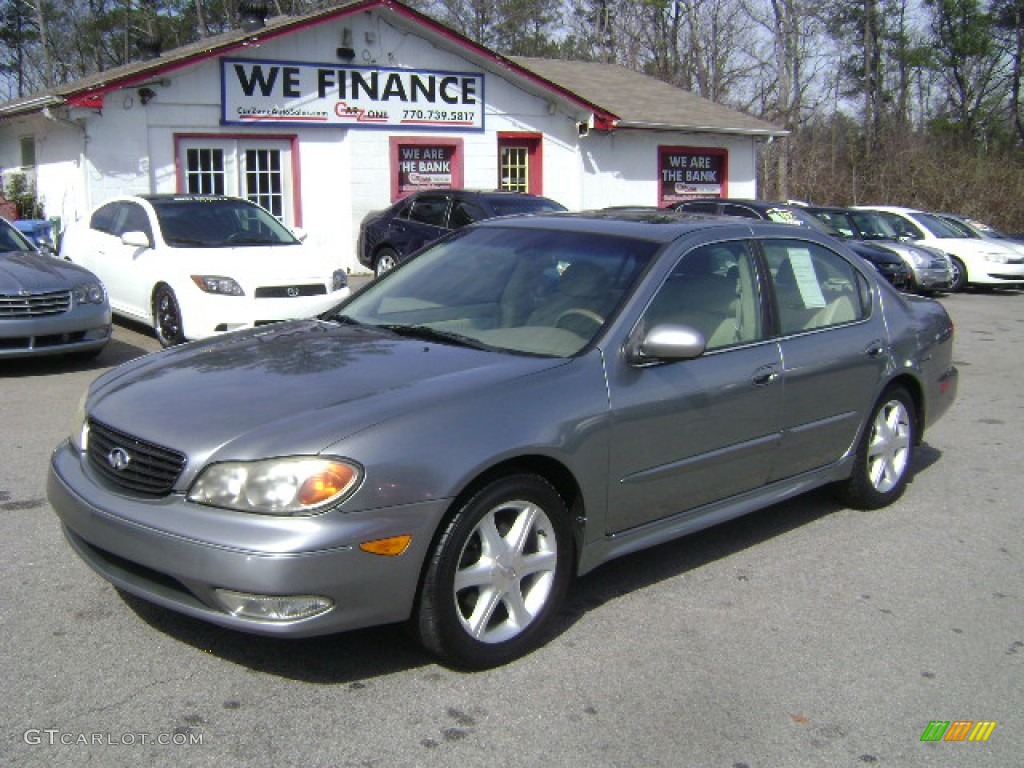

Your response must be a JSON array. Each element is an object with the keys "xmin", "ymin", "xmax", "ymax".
[
  {"xmin": 932, "ymin": 213, "xmax": 1024, "ymax": 258},
  {"xmin": 855, "ymin": 205, "xmax": 1024, "ymax": 292},
  {"xmin": 60, "ymin": 195, "xmax": 350, "ymax": 345}
]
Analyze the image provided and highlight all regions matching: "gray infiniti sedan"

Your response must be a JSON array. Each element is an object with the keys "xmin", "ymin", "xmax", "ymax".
[
  {"xmin": 47, "ymin": 211, "xmax": 957, "ymax": 668},
  {"xmin": 1, "ymin": 216, "xmax": 111, "ymax": 359}
]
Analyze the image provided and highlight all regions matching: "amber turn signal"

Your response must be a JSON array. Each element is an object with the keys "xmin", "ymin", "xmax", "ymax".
[{"xmin": 359, "ymin": 535, "xmax": 413, "ymax": 556}]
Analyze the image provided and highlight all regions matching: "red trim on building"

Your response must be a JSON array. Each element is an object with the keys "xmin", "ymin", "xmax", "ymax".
[
  {"xmin": 389, "ymin": 136, "xmax": 464, "ymax": 202},
  {"xmin": 497, "ymin": 132, "xmax": 543, "ymax": 195}
]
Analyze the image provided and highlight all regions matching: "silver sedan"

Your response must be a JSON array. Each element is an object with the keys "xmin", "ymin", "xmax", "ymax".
[{"xmin": 48, "ymin": 211, "xmax": 957, "ymax": 668}]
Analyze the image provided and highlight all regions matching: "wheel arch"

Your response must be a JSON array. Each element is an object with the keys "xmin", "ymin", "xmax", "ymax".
[
  {"xmin": 412, "ymin": 454, "xmax": 586, "ymax": 597},
  {"xmin": 882, "ymin": 372, "xmax": 925, "ymax": 444}
]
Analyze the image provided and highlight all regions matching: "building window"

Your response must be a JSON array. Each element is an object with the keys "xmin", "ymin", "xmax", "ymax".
[
  {"xmin": 497, "ymin": 133, "xmax": 542, "ymax": 195},
  {"xmin": 176, "ymin": 135, "xmax": 297, "ymax": 225},
  {"xmin": 500, "ymin": 146, "xmax": 529, "ymax": 192},
  {"xmin": 244, "ymin": 149, "xmax": 283, "ymax": 217},
  {"xmin": 184, "ymin": 148, "xmax": 226, "ymax": 195}
]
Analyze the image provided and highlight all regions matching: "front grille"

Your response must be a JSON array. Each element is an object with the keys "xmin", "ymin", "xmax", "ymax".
[
  {"xmin": 0, "ymin": 290, "xmax": 71, "ymax": 318},
  {"xmin": 254, "ymin": 284, "xmax": 327, "ymax": 299},
  {"xmin": 86, "ymin": 419, "xmax": 187, "ymax": 497}
]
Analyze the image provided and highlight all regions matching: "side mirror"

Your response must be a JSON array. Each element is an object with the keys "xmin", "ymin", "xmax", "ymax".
[
  {"xmin": 627, "ymin": 323, "xmax": 707, "ymax": 366},
  {"xmin": 121, "ymin": 230, "xmax": 151, "ymax": 249}
]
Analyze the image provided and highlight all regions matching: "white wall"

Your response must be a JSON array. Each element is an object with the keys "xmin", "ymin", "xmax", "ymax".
[{"xmin": 7, "ymin": 8, "xmax": 764, "ymax": 273}]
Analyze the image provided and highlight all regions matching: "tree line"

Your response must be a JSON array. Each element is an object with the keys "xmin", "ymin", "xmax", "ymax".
[{"xmin": 3, "ymin": 0, "xmax": 1024, "ymax": 228}]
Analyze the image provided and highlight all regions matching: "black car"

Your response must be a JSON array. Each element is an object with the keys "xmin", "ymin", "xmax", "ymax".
[
  {"xmin": 671, "ymin": 199, "xmax": 913, "ymax": 290},
  {"xmin": 357, "ymin": 189, "xmax": 566, "ymax": 276}
]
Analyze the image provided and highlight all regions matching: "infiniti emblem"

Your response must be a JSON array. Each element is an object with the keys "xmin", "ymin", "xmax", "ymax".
[
  {"xmin": 107, "ymin": 447, "xmax": 132, "ymax": 471},
  {"xmin": 286, "ymin": 286, "xmax": 299, "ymax": 297}
]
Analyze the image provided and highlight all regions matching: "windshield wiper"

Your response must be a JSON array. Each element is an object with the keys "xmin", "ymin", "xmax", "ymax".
[{"xmin": 378, "ymin": 324, "xmax": 489, "ymax": 349}]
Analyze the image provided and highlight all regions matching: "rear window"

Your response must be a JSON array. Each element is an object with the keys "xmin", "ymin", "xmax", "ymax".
[{"xmin": 487, "ymin": 198, "xmax": 566, "ymax": 217}]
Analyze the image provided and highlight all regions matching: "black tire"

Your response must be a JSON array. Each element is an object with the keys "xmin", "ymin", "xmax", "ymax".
[
  {"xmin": 374, "ymin": 248, "xmax": 399, "ymax": 277},
  {"xmin": 838, "ymin": 387, "xmax": 916, "ymax": 510},
  {"xmin": 152, "ymin": 285, "xmax": 186, "ymax": 347},
  {"xmin": 414, "ymin": 474, "xmax": 573, "ymax": 669},
  {"xmin": 948, "ymin": 256, "xmax": 968, "ymax": 292}
]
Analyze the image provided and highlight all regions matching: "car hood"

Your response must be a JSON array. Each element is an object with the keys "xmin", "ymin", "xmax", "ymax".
[
  {"xmin": 0, "ymin": 249, "xmax": 98, "ymax": 291},
  {"xmin": 87, "ymin": 319, "xmax": 568, "ymax": 465},
  {"xmin": 845, "ymin": 240, "xmax": 902, "ymax": 264}
]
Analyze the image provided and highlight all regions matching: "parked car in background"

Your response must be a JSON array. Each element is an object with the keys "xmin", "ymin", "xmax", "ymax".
[
  {"xmin": 854, "ymin": 206, "xmax": 1024, "ymax": 292},
  {"xmin": 12, "ymin": 218, "xmax": 57, "ymax": 256},
  {"xmin": 1, "ymin": 216, "xmax": 110, "ymax": 360},
  {"xmin": 357, "ymin": 189, "xmax": 566, "ymax": 276},
  {"xmin": 671, "ymin": 199, "xmax": 914, "ymax": 290},
  {"xmin": 60, "ymin": 195, "xmax": 349, "ymax": 346},
  {"xmin": 931, "ymin": 213, "xmax": 1024, "ymax": 257},
  {"xmin": 805, "ymin": 206, "xmax": 952, "ymax": 293},
  {"xmin": 49, "ymin": 210, "xmax": 957, "ymax": 669}
]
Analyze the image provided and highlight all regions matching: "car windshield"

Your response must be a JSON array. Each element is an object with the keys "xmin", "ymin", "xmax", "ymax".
[
  {"xmin": 0, "ymin": 220, "xmax": 34, "ymax": 252},
  {"xmin": 331, "ymin": 225, "xmax": 656, "ymax": 357},
  {"xmin": 487, "ymin": 198, "xmax": 567, "ymax": 217},
  {"xmin": 149, "ymin": 197, "xmax": 300, "ymax": 248},
  {"xmin": 913, "ymin": 212, "xmax": 971, "ymax": 239}
]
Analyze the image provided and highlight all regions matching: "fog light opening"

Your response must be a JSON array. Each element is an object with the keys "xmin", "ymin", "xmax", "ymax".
[{"xmin": 213, "ymin": 589, "xmax": 334, "ymax": 621}]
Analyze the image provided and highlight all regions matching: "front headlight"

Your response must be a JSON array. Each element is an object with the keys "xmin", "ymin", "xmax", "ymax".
[
  {"xmin": 332, "ymin": 270, "xmax": 348, "ymax": 292},
  {"xmin": 70, "ymin": 391, "xmax": 89, "ymax": 452},
  {"xmin": 73, "ymin": 281, "xmax": 105, "ymax": 305},
  {"xmin": 187, "ymin": 456, "xmax": 362, "ymax": 515},
  {"xmin": 983, "ymin": 252, "xmax": 1010, "ymax": 264},
  {"xmin": 191, "ymin": 275, "xmax": 245, "ymax": 295}
]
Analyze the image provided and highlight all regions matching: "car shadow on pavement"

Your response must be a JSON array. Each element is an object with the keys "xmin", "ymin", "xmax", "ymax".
[{"xmin": 117, "ymin": 443, "xmax": 943, "ymax": 682}]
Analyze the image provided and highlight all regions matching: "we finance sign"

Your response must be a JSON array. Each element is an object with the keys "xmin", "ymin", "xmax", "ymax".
[{"xmin": 221, "ymin": 58, "xmax": 485, "ymax": 131}]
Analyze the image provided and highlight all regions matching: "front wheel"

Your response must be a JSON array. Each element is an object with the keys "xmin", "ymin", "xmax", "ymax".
[
  {"xmin": 837, "ymin": 387, "xmax": 916, "ymax": 510},
  {"xmin": 948, "ymin": 256, "xmax": 968, "ymax": 292},
  {"xmin": 414, "ymin": 474, "xmax": 573, "ymax": 669},
  {"xmin": 152, "ymin": 285, "xmax": 186, "ymax": 347}
]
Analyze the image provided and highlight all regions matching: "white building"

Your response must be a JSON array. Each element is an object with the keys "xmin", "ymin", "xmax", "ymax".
[{"xmin": 0, "ymin": 0, "xmax": 785, "ymax": 272}]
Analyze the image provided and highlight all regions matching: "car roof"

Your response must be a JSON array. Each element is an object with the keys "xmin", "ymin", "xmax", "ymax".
[{"xmin": 471, "ymin": 208, "xmax": 840, "ymax": 245}]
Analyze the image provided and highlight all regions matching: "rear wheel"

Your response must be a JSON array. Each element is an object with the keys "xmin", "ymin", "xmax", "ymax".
[
  {"xmin": 838, "ymin": 387, "xmax": 915, "ymax": 510},
  {"xmin": 152, "ymin": 285, "xmax": 186, "ymax": 347},
  {"xmin": 414, "ymin": 474, "xmax": 572, "ymax": 669},
  {"xmin": 374, "ymin": 248, "xmax": 399, "ymax": 277}
]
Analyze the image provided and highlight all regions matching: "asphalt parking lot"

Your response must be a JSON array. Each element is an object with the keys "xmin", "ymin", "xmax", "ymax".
[{"xmin": 1, "ymin": 287, "xmax": 1021, "ymax": 768}]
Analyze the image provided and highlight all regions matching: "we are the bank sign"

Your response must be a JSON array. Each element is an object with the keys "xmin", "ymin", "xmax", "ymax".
[{"xmin": 221, "ymin": 58, "xmax": 485, "ymax": 130}]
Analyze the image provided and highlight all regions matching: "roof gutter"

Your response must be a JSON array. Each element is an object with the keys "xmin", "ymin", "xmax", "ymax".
[{"xmin": 614, "ymin": 120, "xmax": 789, "ymax": 137}]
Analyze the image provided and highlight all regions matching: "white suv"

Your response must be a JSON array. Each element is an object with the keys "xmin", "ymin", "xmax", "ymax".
[
  {"xmin": 61, "ymin": 195, "xmax": 349, "ymax": 345},
  {"xmin": 855, "ymin": 205, "xmax": 1024, "ymax": 292}
]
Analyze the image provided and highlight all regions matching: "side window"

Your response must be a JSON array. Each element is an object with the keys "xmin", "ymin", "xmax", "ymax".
[
  {"xmin": 721, "ymin": 204, "xmax": 761, "ymax": 219},
  {"xmin": 408, "ymin": 195, "xmax": 450, "ymax": 227},
  {"xmin": 89, "ymin": 203, "xmax": 119, "ymax": 234},
  {"xmin": 645, "ymin": 240, "xmax": 763, "ymax": 351},
  {"xmin": 763, "ymin": 239, "xmax": 867, "ymax": 335},
  {"xmin": 450, "ymin": 200, "xmax": 486, "ymax": 229},
  {"xmin": 883, "ymin": 213, "xmax": 923, "ymax": 239},
  {"xmin": 116, "ymin": 203, "xmax": 153, "ymax": 241},
  {"xmin": 679, "ymin": 201, "xmax": 718, "ymax": 214}
]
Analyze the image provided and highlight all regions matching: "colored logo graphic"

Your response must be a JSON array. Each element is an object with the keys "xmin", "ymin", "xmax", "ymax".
[{"xmin": 921, "ymin": 721, "xmax": 997, "ymax": 742}]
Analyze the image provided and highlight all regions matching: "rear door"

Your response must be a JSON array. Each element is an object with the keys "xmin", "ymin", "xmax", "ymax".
[{"xmin": 760, "ymin": 236, "xmax": 889, "ymax": 480}]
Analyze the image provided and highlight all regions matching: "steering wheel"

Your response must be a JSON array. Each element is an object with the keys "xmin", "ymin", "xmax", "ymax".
[{"xmin": 554, "ymin": 308, "xmax": 605, "ymax": 333}]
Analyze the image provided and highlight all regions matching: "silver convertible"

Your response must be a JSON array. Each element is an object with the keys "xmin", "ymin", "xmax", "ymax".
[{"xmin": 48, "ymin": 211, "xmax": 957, "ymax": 668}]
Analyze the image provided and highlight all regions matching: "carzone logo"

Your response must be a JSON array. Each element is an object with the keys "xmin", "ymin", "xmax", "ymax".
[{"xmin": 920, "ymin": 720, "xmax": 997, "ymax": 742}]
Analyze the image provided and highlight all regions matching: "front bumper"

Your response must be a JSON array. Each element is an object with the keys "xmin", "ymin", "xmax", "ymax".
[
  {"xmin": 0, "ymin": 302, "xmax": 111, "ymax": 358},
  {"xmin": 181, "ymin": 287, "xmax": 351, "ymax": 339},
  {"xmin": 909, "ymin": 266, "xmax": 952, "ymax": 291},
  {"xmin": 47, "ymin": 440, "xmax": 448, "ymax": 637}
]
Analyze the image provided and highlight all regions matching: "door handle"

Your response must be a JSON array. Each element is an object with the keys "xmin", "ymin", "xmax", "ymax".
[
  {"xmin": 865, "ymin": 339, "xmax": 886, "ymax": 357},
  {"xmin": 752, "ymin": 366, "xmax": 779, "ymax": 386}
]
